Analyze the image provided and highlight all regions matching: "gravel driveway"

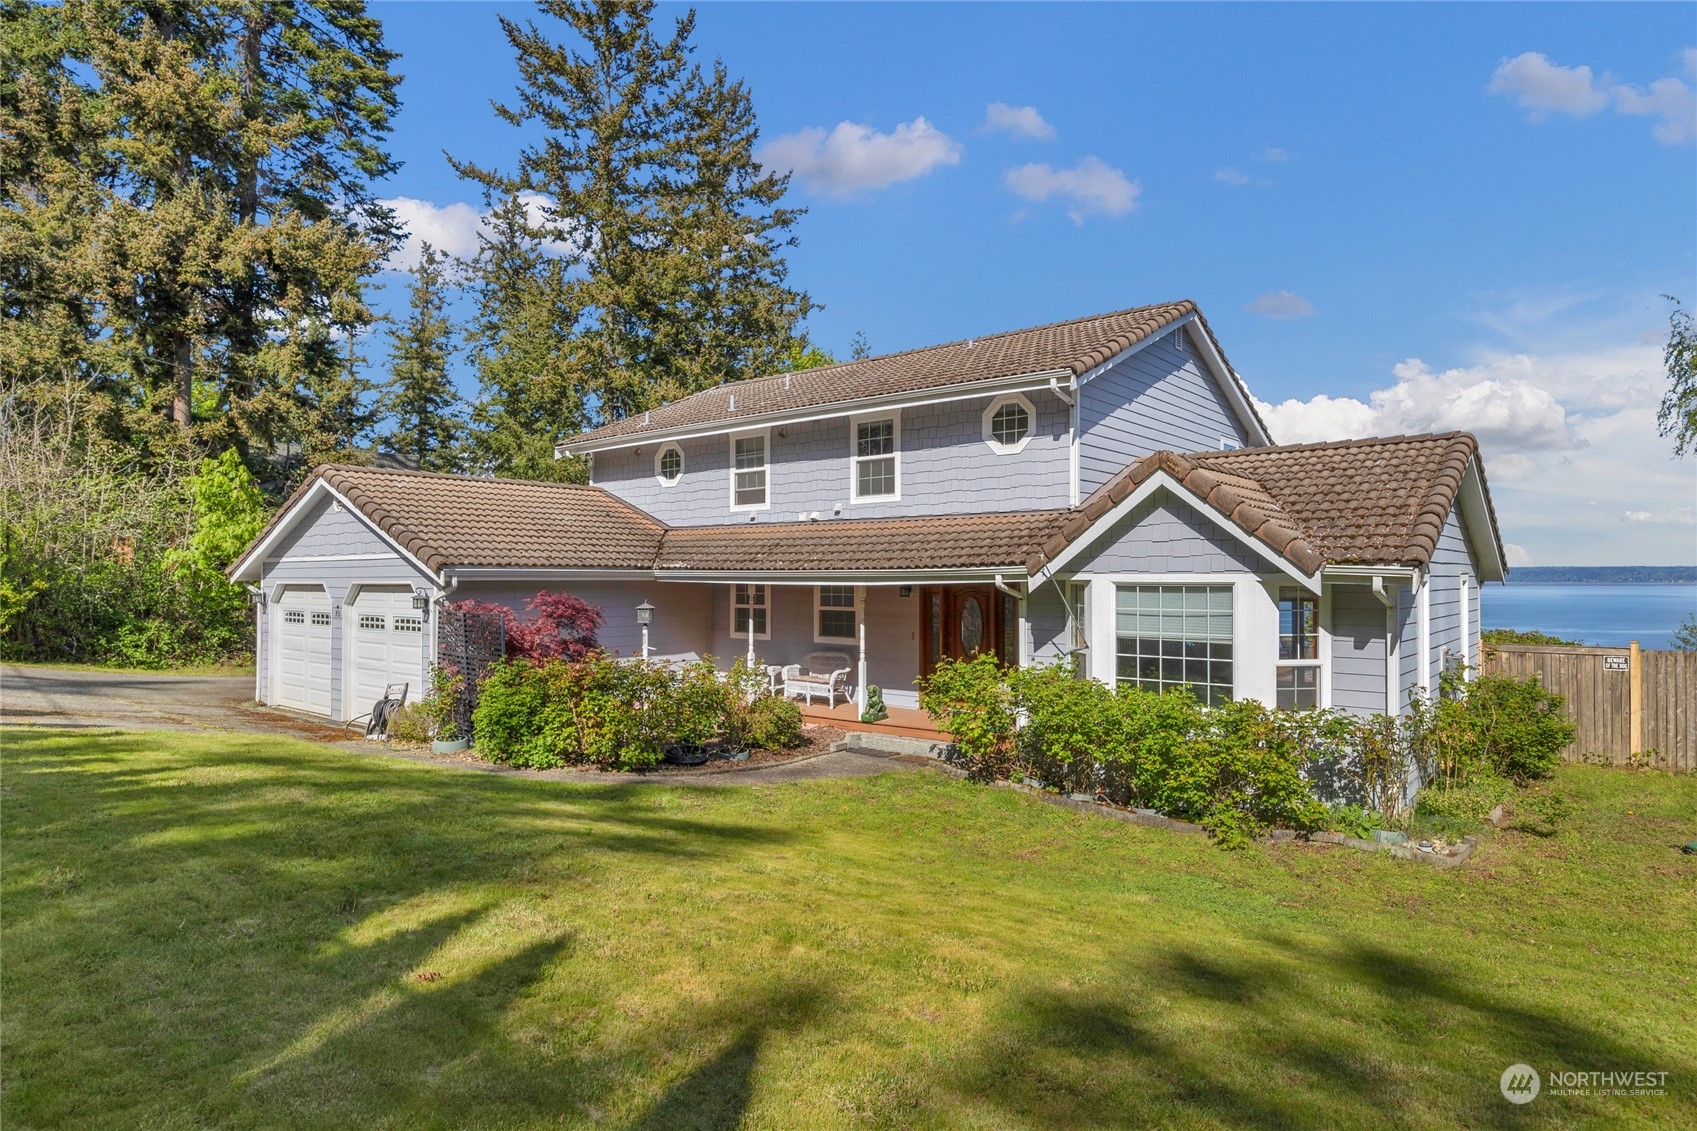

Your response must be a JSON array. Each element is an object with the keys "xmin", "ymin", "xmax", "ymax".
[{"xmin": 1, "ymin": 663, "xmax": 916, "ymax": 786}]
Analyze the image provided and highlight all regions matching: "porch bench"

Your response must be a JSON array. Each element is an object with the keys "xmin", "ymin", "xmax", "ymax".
[{"xmin": 783, "ymin": 652, "xmax": 853, "ymax": 708}]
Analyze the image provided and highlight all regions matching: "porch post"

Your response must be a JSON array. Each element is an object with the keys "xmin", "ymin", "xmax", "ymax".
[
  {"xmin": 855, "ymin": 586, "xmax": 868, "ymax": 715},
  {"xmin": 746, "ymin": 585, "xmax": 756, "ymax": 667}
]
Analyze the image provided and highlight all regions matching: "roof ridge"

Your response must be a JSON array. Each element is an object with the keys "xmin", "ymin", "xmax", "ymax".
[
  {"xmin": 1199, "ymin": 430, "xmax": 1477, "ymax": 458},
  {"xmin": 322, "ymin": 463, "xmax": 607, "ymax": 493}
]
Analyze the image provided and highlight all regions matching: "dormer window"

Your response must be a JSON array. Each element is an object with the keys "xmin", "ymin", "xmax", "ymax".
[
  {"xmin": 983, "ymin": 393, "xmax": 1035, "ymax": 454},
  {"xmin": 851, "ymin": 413, "xmax": 899, "ymax": 500},
  {"xmin": 730, "ymin": 430, "xmax": 768, "ymax": 509},
  {"xmin": 655, "ymin": 442, "xmax": 684, "ymax": 486}
]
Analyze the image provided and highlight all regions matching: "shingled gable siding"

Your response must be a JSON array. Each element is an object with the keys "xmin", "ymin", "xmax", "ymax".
[
  {"xmin": 449, "ymin": 580, "xmax": 714, "ymax": 661},
  {"xmin": 707, "ymin": 583, "xmax": 924, "ymax": 708},
  {"xmin": 1329, "ymin": 584, "xmax": 1389, "ymax": 714},
  {"xmin": 258, "ymin": 494, "xmax": 434, "ymax": 722},
  {"xmin": 589, "ymin": 390, "xmax": 1071, "ymax": 525},
  {"xmin": 1077, "ymin": 332, "xmax": 1248, "ymax": 496},
  {"xmin": 1066, "ymin": 491, "xmax": 1268, "ymax": 576}
]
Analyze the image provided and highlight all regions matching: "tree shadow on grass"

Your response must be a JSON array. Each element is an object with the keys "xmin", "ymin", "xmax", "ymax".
[{"xmin": 948, "ymin": 938, "xmax": 1695, "ymax": 1130}]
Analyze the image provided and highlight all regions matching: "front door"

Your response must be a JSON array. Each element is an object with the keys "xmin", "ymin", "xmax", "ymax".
[{"xmin": 920, "ymin": 586, "xmax": 1014, "ymax": 676}]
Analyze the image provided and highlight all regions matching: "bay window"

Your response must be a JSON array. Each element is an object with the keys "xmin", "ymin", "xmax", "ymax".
[{"xmin": 1114, "ymin": 585, "xmax": 1233, "ymax": 705}]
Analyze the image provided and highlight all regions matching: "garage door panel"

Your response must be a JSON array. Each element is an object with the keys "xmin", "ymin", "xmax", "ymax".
[
  {"xmin": 274, "ymin": 587, "xmax": 332, "ymax": 715},
  {"xmin": 347, "ymin": 587, "xmax": 425, "ymax": 717}
]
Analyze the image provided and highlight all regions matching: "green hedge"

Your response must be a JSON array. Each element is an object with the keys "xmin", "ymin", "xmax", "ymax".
[{"xmin": 919, "ymin": 656, "xmax": 1574, "ymax": 848}]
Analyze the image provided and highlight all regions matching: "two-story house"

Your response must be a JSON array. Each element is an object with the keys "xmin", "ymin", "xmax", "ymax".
[{"xmin": 230, "ymin": 300, "xmax": 1506, "ymax": 728}]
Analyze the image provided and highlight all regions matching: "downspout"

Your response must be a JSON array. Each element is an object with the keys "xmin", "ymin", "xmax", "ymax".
[
  {"xmin": 1048, "ymin": 374, "xmax": 1075, "ymax": 406},
  {"xmin": 1370, "ymin": 576, "xmax": 1393, "ymax": 607},
  {"xmin": 992, "ymin": 574, "xmax": 1024, "ymax": 601}
]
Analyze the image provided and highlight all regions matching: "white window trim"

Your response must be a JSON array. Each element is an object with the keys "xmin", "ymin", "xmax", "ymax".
[
  {"xmin": 848, "ymin": 411, "xmax": 901, "ymax": 503},
  {"xmin": 983, "ymin": 392, "xmax": 1036, "ymax": 455},
  {"xmin": 813, "ymin": 584, "xmax": 862, "ymax": 645},
  {"xmin": 1219, "ymin": 436, "xmax": 1241, "ymax": 451},
  {"xmin": 732, "ymin": 584, "xmax": 771, "ymax": 640},
  {"xmin": 1273, "ymin": 582, "xmax": 1326, "ymax": 711},
  {"xmin": 1106, "ymin": 579, "xmax": 1239, "ymax": 704},
  {"xmin": 728, "ymin": 428, "xmax": 770, "ymax": 512},
  {"xmin": 654, "ymin": 441, "xmax": 684, "ymax": 487}
]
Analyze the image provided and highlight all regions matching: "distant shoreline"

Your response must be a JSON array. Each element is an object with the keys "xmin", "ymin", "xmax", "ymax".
[{"xmin": 1506, "ymin": 567, "xmax": 1697, "ymax": 584}]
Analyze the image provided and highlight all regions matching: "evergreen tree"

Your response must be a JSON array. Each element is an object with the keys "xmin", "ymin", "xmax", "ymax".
[
  {"xmin": 462, "ymin": 193, "xmax": 586, "ymax": 481},
  {"xmin": 383, "ymin": 243, "xmax": 465, "ymax": 472},
  {"xmin": 451, "ymin": 0, "xmax": 814, "ymax": 431},
  {"xmin": 0, "ymin": 0, "xmax": 401, "ymax": 473}
]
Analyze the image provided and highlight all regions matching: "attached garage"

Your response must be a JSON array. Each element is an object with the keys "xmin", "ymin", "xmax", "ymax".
[
  {"xmin": 272, "ymin": 585, "xmax": 333, "ymax": 714},
  {"xmin": 345, "ymin": 585, "xmax": 427, "ymax": 718}
]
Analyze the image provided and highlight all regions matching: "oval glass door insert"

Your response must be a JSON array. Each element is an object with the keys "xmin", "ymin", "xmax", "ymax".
[{"xmin": 960, "ymin": 595, "xmax": 984, "ymax": 655}]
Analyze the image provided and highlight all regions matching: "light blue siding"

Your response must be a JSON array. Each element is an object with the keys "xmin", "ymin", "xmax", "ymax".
[
  {"xmin": 450, "ymin": 580, "xmax": 714, "ymax": 661},
  {"xmin": 1026, "ymin": 582, "xmax": 1072, "ymax": 665},
  {"xmin": 258, "ymin": 496, "xmax": 435, "ymax": 721},
  {"xmin": 1330, "ymin": 584, "xmax": 1388, "ymax": 715},
  {"xmin": 1077, "ymin": 331, "xmax": 1248, "ymax": 495},
  {"xmin": 1069, "ymin": 490, "xmax": 1265, "ymax": 575},
  {"xmin": 1428, "ymin": 504, "xmax": 1477, "ymax": 678},
  {"xmin": 591, "ymin": 390, "xmax": 1072, "ymax": 526}
]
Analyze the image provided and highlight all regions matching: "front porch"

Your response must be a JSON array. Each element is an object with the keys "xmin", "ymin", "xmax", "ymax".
[{"xmin": 798, "ymin": 699, "xmax": 950, "ymax": 741}]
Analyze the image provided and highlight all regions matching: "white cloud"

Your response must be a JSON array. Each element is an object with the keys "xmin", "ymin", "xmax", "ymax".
[
  {"xmin": 1214, "ymin": 166, "xmax": 1251, "ymax": 186},
  {"xmin": 1260, "ymin": 146, "xmax": 1290, "ymax": 162},
  {"xmin": 1503, "ymin": 543, "xmax": 1535, "ymax": 568},
  {"xmin": 1245, "ymin": 290, "xmax": 1316, "ymax": 319},
  {"xmin": 757, "ymin": 117, "xmax": 962, "ymax": 196},
  {"xmin": 1004, "ymin": 156, "xmax": 1140, "ymax": 222},
  {"xmin": 1623, "ymin": 506, "xmax": 1695, "ymax": 525},
  {"xmin": 982, "ymin": 102, "xmax": 1055, "ymax": 140},
  {"xmin": 382, "ymin": 196, "xmax": 486, "ymax": 269},
  {"xmin": 1254, "ymin": 298, "xmax": 1694, "ymax": 564},
  {"xmin": 380, "ymin": 193, "xmax": 575, "ymax": 271},
  {"xmin": 1488, "ymin": 50, "xmax": 1697, "ymax": 144},
  {"xmin": 1487, "ymin": 52, "xmax": 1610, "ymax": 116}
]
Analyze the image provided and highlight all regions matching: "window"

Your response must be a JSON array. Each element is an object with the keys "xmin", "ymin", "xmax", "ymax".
[
  {"xmin": 1276, "ymin": 586, "xmax": 1321, "ymax": 710},
  {"xmin": 311, "ymin": 611, "xmax": 331, "ymax": 627},
  {"xmin": 1114, "ymin": 585, "xmax": 1233, "ymax": 705},
  {"xmin": 731, "ymin": 433, "xmax": 767, "ymax": 508},
  {"xmin": 359, "ymin": 614, "xmax": 385, "ymax": 631},
  {"xmin": 852, "ymin": 416, "xmax": 898, "ymax": 499},
  {"xmin": 816, "ymin": 585, "xmax": 858, "ymax": 643},
  {"xmin": 655, "ymin": 442, "xmax": 683, "ymax": 486},
  {"xmin": 394, "ymin": 616, "xmax": 423, "ymax": 634},
  {"xmin": 283, "ymin": 610, "xmax": 305, "ymax": 625},
  {"xmin": 733, "ymin": 584, "xmax": 768, "ymax": 638},
  {"xmin": 983, "ymin": 393, "xmax": 1035, "ymax": 454},
  {"xmin": 1068, "ymin": 581, "xmax": 1090, "ymax": 672}
]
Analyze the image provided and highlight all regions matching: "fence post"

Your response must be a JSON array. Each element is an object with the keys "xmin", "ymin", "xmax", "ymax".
[{"xmin": 1629, "ymin": 640, "xmax": 1643, "ymax": 757}]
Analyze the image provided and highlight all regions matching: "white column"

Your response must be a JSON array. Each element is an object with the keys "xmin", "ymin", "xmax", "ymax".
[
  {"xmin": 1088, "ymin": 577, "xmax": 1116, "ymax": 686},
  {"xmin": 855, "ymin": 586, "xmax": 868, "ymax": 714},
  {"xmin": 1417, "ymin": 572, "xmax": 1431, "ymax": 698},
  {"xmin": 1384, "ymin": 583, "xmax": 1400, "ymax": 715},
  {"xmin": 746, "ymin": 584, "xmax": 756, "ymax": 666},
  {"xmin": 1460, "ymin": 575, "xmax": 1472, "ymax": 678}
]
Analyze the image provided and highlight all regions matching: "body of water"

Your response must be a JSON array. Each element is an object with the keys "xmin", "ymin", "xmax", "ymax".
[{"xmin": 1481, "ymin": 583, "xmax": 1697, "ymax": 650}]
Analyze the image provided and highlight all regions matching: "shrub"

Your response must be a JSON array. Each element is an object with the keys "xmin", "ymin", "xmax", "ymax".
[
  {"xmin": 744, "ymin": 694, "xmax": 804, "ymax": 750},
  {"xmin": 1012, "ymin": 660, "xmax": 1129, "ymax": 796},
  {"xmin": 446, "ymin": 591, "xmax": 603, "ymax": 664},
  {"xmin": 1428, "ymin": 673, "xmax": 1575, "ymax": 784},
  {"xmin": 1414, "ymin": 774, "xmax": 1512, "ymax": 823},
  {"xmin": 918, "ymin": 653, "xmax": 1018, "ymax": 779},
  {"xmin": 386, "ymin": 703, "xmax": 433, "ymax": 744},
  {"xmin": 420, "ymin": 664, "xmax": 465, "ymax": 741},
  {"xmin": 1481, "ymin": 628, "xmax": 1584, "ymax": 646}
]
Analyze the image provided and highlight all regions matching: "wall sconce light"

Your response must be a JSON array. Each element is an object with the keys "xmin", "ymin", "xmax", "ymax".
[
  {"xmin": 899, "ymin": 586, "xmax": 913, "ymax": 598},
  {"xmin": 411, "ymin": 588, "xmax": 430, "ymax": 611}
]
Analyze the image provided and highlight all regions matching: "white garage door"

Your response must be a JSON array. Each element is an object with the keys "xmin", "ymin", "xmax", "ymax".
[
  {"xmin": 347, "ymin": 586, "xmax": 426, "ymax": 716},
  {"xmin": 274, "ymin": 586, "xmax": 332, "ymax": 715}
]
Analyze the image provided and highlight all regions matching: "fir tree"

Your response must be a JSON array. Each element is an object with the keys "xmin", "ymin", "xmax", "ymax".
[
  {"xmin": 462, "ymin": 193, "xmax": 586, "ymax": 481},
  {"xmin": 383, "ymin": 244, "xmax": 465, "ymax": 472},
  {"xmin": 451, "ymin": 0, "xmax": 814, "ymax": 430}
]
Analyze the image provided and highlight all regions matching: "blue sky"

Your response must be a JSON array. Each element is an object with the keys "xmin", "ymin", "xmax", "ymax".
[{"xmin": 367, "ymin": 1, "xmax": 1697, "ymax": 567}]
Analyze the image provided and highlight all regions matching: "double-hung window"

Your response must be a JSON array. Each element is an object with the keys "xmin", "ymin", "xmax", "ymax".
[
  {"xmin": 815, "ymin": 585, "xmax": 858, "ymax": 644},
  {"xmin": 1114, "ymin": 585, "xmax": 1233, "ymax": 705},
  {"xmin": 733, "ymin": 584, "xmax": 768, "ymax": 639},
  {"xmin": 1067, "ymin": 581, "xmax": 1090, "ymax": 675},
  {"xmin": 851, "ymin": 415, "xmax": 898, "ymax": 500},
  {"xmin": 731, "ymin": 432, "xmax": 768, "ymax": 509},
  {"xmin": 1276, "ymin": 586, "xmax": 1321, "ymax": 710}
]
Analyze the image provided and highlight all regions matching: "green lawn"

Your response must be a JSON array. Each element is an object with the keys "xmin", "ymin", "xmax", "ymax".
[
  {"xmin": 3, "ymin": 729, "xmax": 1694, "ymax": 1130},
  {"xmin": 1, "ymin": 658, "xmax": 256, "ymax": 678}
]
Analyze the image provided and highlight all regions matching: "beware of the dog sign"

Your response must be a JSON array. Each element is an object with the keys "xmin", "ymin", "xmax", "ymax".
[{"xmin": 1603, "ymin": 656, "xmax": 1629, "ymax": 672}]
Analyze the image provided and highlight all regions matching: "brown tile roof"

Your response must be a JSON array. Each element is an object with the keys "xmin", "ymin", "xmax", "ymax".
[
  {"xmin": 1028, "ymin": 432, "xmax": 1496, "ymax": 576},
  {"xmin": 234, "ymin": 465, "xmax": 666, "ymax": 576},
  {"xmin": 560, "ymin": 300, "xmax": 1264, "ymax": 449},
  {"xmin": 656, "ymin": 512, "xmax": 1066, "ymax": 573},
  {"xmin": 236, "ymin": 434, "xmax": 1500, "ymax": 582}
]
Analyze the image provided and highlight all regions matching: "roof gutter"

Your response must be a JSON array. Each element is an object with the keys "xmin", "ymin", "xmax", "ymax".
[
  {"xmin": 1048, "ymin": 374, "xmax": 1075, "ymax": 407},
  {"xmin": 557, "ymin": 369, "xmax": 1074, "ymax": 456}
]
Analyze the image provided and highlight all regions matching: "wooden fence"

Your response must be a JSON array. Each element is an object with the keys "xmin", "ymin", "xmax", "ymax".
[{"xmin": 1482, "ymin": 643, "xmax": 1694, "ymax": 771}]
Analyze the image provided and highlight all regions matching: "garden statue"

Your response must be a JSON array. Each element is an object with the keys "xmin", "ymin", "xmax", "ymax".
[{"xmin": 861, "ymin": 684, "xmax": 888, "ymax": 723}]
